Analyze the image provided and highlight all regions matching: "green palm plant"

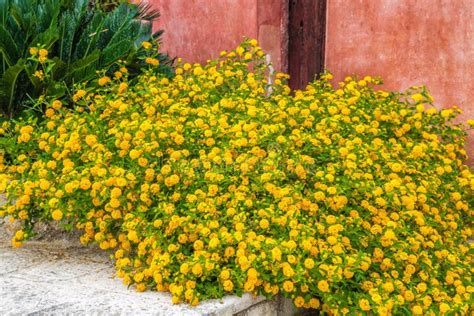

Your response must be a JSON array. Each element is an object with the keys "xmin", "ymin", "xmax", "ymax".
[{"xmin": 0, "ymin": 0, "xmax": 172, "ymax": 118}]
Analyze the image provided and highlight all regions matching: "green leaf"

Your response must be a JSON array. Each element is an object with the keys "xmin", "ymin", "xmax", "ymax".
[
  {"xmin": 23, "ymin": 62, "xmax": 43, "ymax": 91},
  {"xmin": 45, "ymin": 81, "xmax": 66, "ymax": 98},
  {"xmin": 29, "ymin": 17, "xmax": 60, "ymax": 49},
  {"xmin": 58, "ymin": 11, "xmax": 81, "ymax": 64},
  {"xmin": 68, "ymin": 49, "xmax": 100, "ymax": 83},
  {"xmin": 0, "ymin": 58, "xmax": 25, "ymax": 117},
  {"xmin": 49, "ymin": 58, "xmax": 67, "ymax": 80},
  {"xmin": 101, "ymin": 39, "xmax": 132, "ymax": 66},
  {"xmin": 74, "ymin": 13, "xmax": 105, "ymax": 59},
  {"xmin": 0, "ymin": 25, "xmax": 19, "ymax": 67}
]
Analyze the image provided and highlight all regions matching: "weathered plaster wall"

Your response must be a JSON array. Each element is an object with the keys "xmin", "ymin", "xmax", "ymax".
[
  {"xmin": 149, "ymin": 0, "xmax": 287, "ymax": 71},
  {"xmin": 325, "ymin": 0, "xmax": 474, "ymax": 162}
]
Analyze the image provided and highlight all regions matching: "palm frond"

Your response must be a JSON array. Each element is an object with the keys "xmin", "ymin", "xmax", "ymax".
[{"xmin": 135, "ymin": 1, "xmax": 160, "ymax": 22}]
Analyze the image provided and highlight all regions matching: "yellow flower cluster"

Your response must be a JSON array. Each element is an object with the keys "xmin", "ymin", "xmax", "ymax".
[
  {"xmin": 1, "ymin": 39, "xmax": 473, "ymax": 314},
  {"xmin": 29, "ymin": 47, "xmax": 48, "ymax": 63}
]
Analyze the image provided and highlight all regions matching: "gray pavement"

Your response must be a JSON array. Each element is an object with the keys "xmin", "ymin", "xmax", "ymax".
[{"xmin": 0, "ymin": 223, "xmax": 268, "ymax": 315}]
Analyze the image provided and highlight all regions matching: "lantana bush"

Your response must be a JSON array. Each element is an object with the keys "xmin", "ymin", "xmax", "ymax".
[{"xmin": 0, "ymin": 39, "xmax": 473, "ymax": 315}]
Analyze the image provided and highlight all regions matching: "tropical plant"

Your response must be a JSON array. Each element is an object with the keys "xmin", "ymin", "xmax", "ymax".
[{"xmin": 0, "ymin": 0, "xmax": 172, "ymax": 118}]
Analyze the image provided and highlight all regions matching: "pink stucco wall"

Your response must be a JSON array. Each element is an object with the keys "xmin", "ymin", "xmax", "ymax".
[
  {"xmin": 325, "ymin": 0, "xmax": 474, "ymax": 162},
  {"xmin": 149, "ymin": 0, "xmax": 287, "ymax": 70}
]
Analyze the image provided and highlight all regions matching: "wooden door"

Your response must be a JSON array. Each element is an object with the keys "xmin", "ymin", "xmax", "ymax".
[{"xmin": 288, "ymin": 0, "xmax": 327, "ymax": 90}]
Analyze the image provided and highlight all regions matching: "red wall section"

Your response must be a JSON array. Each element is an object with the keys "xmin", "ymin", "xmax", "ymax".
[
  {"xmin": 325, "ymin": 0, "xmax": 474, "ymax": 162},
  {"xmin": 149, "ymin": 0, "xmax": 287, "ymax": 70},
  {"xmin": 150, "ymin": 0, "xmax": 258, "ymax": 63}
]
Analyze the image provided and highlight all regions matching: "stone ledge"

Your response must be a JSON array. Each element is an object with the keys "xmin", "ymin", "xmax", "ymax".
[{"xmin": 0, "ymin": 223, "xmax": 299, "ymax": 316}]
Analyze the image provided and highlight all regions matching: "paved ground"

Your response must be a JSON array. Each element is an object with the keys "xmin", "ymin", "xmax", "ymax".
[{"xmin": 0, "ymin": 222, "xmax": 267, "ymax": 315}]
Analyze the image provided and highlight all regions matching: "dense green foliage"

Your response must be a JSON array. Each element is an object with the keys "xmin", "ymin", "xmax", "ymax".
[
  {"xmin": 1, "ymin": 40, "xmax": 472, "ymax": 314},
  {"xmin": 0, "ymin": 0, "xmax": 172, "ymax": 117}
]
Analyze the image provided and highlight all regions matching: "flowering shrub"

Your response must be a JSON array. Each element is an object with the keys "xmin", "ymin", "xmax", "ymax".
[{"xmin": 0, "ymin": 39, "xmax": 473, "ymax": 314}]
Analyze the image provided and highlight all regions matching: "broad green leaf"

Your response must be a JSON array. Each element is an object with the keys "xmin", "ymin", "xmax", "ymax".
[
  {"xmin": 0, "ymin": 25, "xmax": 19, "ymax": 66},
  {"xmin": 49, "ymin": 58, "xmax": 67, "ymax": 81},
  {"xmin": 74, "ymin": 13, "xmax": 104, "ymax": 58},
  {"xmin": 45, "ymin": 81, "xmax": 66, "ymax": 98},
  {"xmin": 0, "ymin": 58, "xmax": 25, "ymax": 116},
  {"xmin": 101, "ymin": 39, "xmax": 132, "ymax": 66},
  {"xmin": 23, "ymin": 62, "xmax": 43, "ymax": 91},
  {"xmin": 68, "ymin": 49, "xmax": 100, "ymax": 82},
  {"xmin": 58, "ymin": 11, "xmax": 81, "ymax": 64},
  {"xmin": 29, "ymin": 15, "xmax": 60, "ymax": 49}
]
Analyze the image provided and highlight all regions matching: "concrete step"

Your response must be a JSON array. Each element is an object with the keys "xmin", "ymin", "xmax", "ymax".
[{"xmin": 0, "ymin": 223, "xmax": 301, "ymax": 316}]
